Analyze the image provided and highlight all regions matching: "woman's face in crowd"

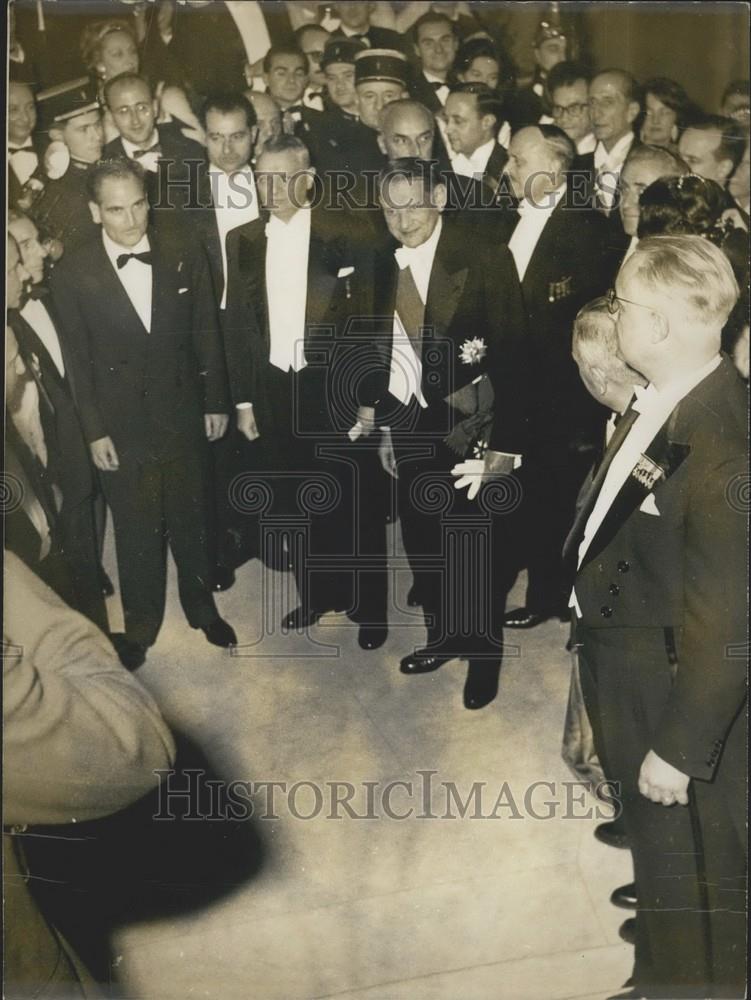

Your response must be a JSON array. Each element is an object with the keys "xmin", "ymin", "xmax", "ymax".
[
  {"xmin": 459, "ymin": 56, "xmax": 500, "ymax": 91},
  {"xmin": 98, "ymin": 30, "xmax": 139, "ymax": 80}
]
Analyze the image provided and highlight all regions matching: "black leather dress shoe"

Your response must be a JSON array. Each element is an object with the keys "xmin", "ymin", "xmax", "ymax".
[
  {"xmin": 503, "ymin": 607, "xmax": 549, "ymax": 628},
  {"xmin": 111, "ymin": 633, "xmax": 146, "ymax": 671},
  {"xmin": 610, "ymin": 881, "xmax": 638, "ymax": 910},
  {"xmin": 618, "ymin": 917, "xmax": 636, "ymax": 945},
  {"xmin": 358, "ymin": 625, "xmax": 387, "ymax": 650},
  {"xmin": 594, "ymin": 820, "xmax": 631, "ymax": 849},
  {"xmin": 201, "ymin": 618, "xmax": 237, "ymax": 647},
  {"xmin": 463, "ymin": 662, "xmax": 500, "ymax": 710},
  {"xmin": 100, "ymin": 568, "xmax": 115, "ymax": 597},
  {"xmin": 399, "ymin": 649, "xmax": 451, "ymax": 674},
  {"xmin": 212, "ymin": 565, "xmax": 236, "ymax": 592},
  {"xmin": 406, "ymin": 585, "xmax": 423, "ymax": 608}
]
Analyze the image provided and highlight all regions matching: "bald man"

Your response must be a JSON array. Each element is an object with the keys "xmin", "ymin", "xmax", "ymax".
[{"xmin": 569, "ymin": 236, "xmax": 747, "ymax": 999}]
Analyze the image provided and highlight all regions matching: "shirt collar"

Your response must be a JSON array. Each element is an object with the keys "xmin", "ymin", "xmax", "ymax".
[
  {"xmin": 340, "ymin": 23, "xmax": 368, "ymax": 38},
  {"xmin": 594, "ymin": 131, "xmax": 634, "ymax": 170},
  {"xmin": 576, "ymin": 132, "xmax": 597, "ymax": 155},
  {"xmin": 517, "ymin": 182, "xmax": 567, "ymax": 217},
  {"xmin": 633, "ymin": 355, "xmax": 722, "ymax": 415},
  {"xmin": 266, "ymin": 204, "xmax": 312, "ymax": 236},
  {"xmin": 467, "ymin": 138, "xmax": 496, "ymax": 171},
  {"xmin": 9, "ymin": 138, "xmax": 34, "ymax": 151},
  {"xmin": 210, "ymin": 162, "xmax": 254, "ymax": 182},
  {"xmin": 394, "ymin": 216, "xmax": 443, "ymax": 268},
  {"xmin": 102, "ymin": 229, "xmax": 150, "ymax": 266},
  {"xmin": 122, "ymin": 131, "xmax": 160, "ymax": 158},
  {"xmin": 423, "ymin": 70, "xmax": 448, "ymax": 86}
]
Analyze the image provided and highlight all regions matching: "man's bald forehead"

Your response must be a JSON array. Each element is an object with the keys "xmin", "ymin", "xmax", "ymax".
[
  {"xmin": 382, "ymin": 100, "xmax": 434, "ymax": 134},
  {"xmin": 591, "ymin": 69, "xmax": 636, "ymax": 99}
]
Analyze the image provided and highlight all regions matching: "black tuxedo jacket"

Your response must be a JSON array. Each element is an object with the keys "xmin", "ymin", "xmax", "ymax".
[
  {"xmin": 9, "ymin": 307, "xmax": 95, "ymax": 513},
  {"xmin": 573, "ymin": 357, "xmax": 748, "ymax": 780},
  {"xmin": 497, "ymin": 183, "xmax": 616, "ymax": 448},
  {"xmin": 49, "ymin": 227, "xmax": 227, "ymax": 465},
  {"xmin": 370, "ymin": 215, "xmax": 529, "ymax": 455},
  {"xmin": 103, "ymin": 121, "xmax": 205, "ymax": 218},
  {"xmin": 409, "ymin": 72, "xmax": 447, "ymax": 115},
  {"xmin": 223, "ymin": 205, "xmax": 374, "ymax": 435}
]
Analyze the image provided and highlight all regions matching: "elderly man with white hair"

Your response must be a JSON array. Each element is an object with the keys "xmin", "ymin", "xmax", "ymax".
[{"xmin": 566, "ymin": 235, "xmax": 747, "ymax": 1000}]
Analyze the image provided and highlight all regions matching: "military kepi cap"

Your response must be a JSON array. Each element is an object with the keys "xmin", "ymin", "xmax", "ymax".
[
  {"xmin": 354, "ymin": 49, "xmax": 409, "ymax": 87},
  {"xmin": 37, "ymin": 77, "xmax": 100, "ymax": 127},
  {"xmin": 321, "ymin": 38, "xmax": 367, "ymax": 70}
]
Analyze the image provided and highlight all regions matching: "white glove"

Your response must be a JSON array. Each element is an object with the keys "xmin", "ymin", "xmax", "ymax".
[{"xmin": 451, "ymin": 459, "xmax": 486, "ymax": 501}]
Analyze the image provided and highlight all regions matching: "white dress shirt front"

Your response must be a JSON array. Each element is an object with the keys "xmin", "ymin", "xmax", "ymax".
[
  {"xmin": 102, "ymin": 231, "xmax": 153, "ymax": 332},
  {"xmin": 508, "ymin": 183, "xmax": 567, "ymax": 281},
  {"xmin": 9, "ymin": 141, "xmax": 38, "ymax": 186},
  {"xmin": 20, "ymin": 299, "xmax": 66, "ymax": 377},
  {"xmin": 422, "ymin": 70, "xmax": 449, "ymax": 106},
  {"xmin": 211, "ymin": 165, "xmax": 260, "ymax": 308},
  {"xmin": 593, "ymin": 131, "xmax": 635, "ymax": 211},
  {"xmin": 570, "ymin": 354, "xmax": 722, "ymax": 614},
  {"xmin": 265, "ymin": 207, "xmax": 311, "ymax": 374},
  {"xmin": 122, "ymin": 130, "xmax": 161, "ymax": 172},
  {"xmin": 450, "ymin": 138, "xmax": 496, "ymax": 179},
  {"xmin": 388, "ymin": 218, "xmax": 444, "ymax": 408}
]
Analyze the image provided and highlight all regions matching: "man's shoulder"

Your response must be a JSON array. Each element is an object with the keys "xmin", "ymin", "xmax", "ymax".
[
  {"xmin": 675, "ymin": 359, "xmax": 749, "ymax": 460},
  {"xmin": 102, "ymin": 136, "xmax": 127, "ymax": 160},
  {"xmin": 52, "ymin": 234, "xmax": 106, "ymax": 283}
]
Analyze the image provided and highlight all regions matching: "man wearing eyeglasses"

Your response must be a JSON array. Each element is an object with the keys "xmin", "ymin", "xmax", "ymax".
[
  {"xmin": 569, "ymin": 236, "xmax": 747, "ymax": 1000},
  {"xmin": 549, "ymin": 61, "xmax": 596, "ymax": 157},
  {"xmin": 102, "ymin": 72, "xmax": 205, "ymax": 234}
]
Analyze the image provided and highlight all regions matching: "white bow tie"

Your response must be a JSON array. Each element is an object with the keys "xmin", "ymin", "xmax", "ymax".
[{"xmin": 394, "ymin": 245, "xmax": 422, "ymax": 270}]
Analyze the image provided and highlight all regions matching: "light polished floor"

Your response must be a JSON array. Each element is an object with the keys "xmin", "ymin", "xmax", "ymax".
[{"xmin": 102, "ymin": 524, "xmax": 634, "ymax": 1000}]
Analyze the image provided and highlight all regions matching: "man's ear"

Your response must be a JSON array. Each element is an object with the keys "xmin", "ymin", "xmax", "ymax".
[
  {"xmin": 627, "ymin": 100, "xmax": 640, "ymax": 126},
  {"xmin": 717, "ymin": 157, "xmax": 735, "ymax": 184},
  {"xmin": 49, "ymin": 126, "xmax": 64, "ymax": 144},
  {"xmin": 88, "ymin": 200, "xmax": 102, "ymax": 225},
  {"xmin": 650, "ymin": 308, "xmax": 669, "ymax": 344},
  {"xmin": 434, "ymin": 182, "xmax": 448, "ymax": 212},
  {"xmin": 589, "ymin": 364, "xmax": 609, "ymax": 396},
  {"xmin": 376, "ymin": 132, "xmax": 387, "ymax": 155},
  {"xmin": 481, "ymin": 113, "xmax": 496, "ymax": 136}
]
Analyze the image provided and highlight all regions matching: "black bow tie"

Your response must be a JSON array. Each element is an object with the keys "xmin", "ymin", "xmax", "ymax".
[
  {"xmin": 117, "ymin": 251, "xmax": 152, "ymax": 269},
  {"xmin": 133, "ymin": 143, "xmax": 162, "ymax": 159},
  {"xmin": 428, "ymin": 80, "xmax": 445, "ymax": 91},
  {"xmin": 26, "ymin": 283, "xmax": 49, "ymax": 301}
]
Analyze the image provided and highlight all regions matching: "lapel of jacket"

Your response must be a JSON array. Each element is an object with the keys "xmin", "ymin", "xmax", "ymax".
[
  {"xmin": 580, "ymin": 411, "xmax": 691, "ymax": 570},
  {"xmin": 484, "ymin": 142, "xmax": 508, "ymax": 189},
  {"xmin": 306, "ymin": 208, "xmax": 341, "ymax": 330},
  {"xmin": 93, "ymin": 239, "xmax": 151, "ymax": 337},
  {"xmin": 424, "ymin": 221, "xmax": 469, "ymax": 338}
]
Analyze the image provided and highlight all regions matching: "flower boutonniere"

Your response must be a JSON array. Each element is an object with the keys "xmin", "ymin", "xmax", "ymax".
[
  {"xmin": 459, "ymin": 337, "xmax": 487, "ymax": 365},
  {"xmin": 630, "ymin": 453, "xmax": 665, "ymax": 491}
]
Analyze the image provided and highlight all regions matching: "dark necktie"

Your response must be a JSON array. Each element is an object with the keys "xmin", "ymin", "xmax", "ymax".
[
  {"xmin": 562, "ymin": 402, "xmax": 639, "ymax": 567},
  {"xmin": 133, "ymin": 143, "xmax": 162, "ymax": 158},
  {"xmin": 117, "ymin": 251, "xmax": 152, "ymax": 269},
  {"xmin": 395, "ymin": 263, "xmax": 426, "ymax": 360}
]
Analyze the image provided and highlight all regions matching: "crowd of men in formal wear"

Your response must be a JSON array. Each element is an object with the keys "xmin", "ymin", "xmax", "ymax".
[{"xmin": 5, "ymin": 3, "xmax": 749, "ymax": 999}]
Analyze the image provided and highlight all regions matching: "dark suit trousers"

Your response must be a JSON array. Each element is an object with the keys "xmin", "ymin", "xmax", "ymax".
[
  {"xmin": 516, "ymin": 442, "xmax": 596, "ymax": 614},
  {"xmin": 578, "ymin": 625, "xmax": 746, "ymax": 998},
  {"xmin": 254, "ymin": 363, "xmax": 388, "ymax": 623},
  {"xmin": 389, "ymin": 395, "xmax": 513, "ymax": 662},
  {"xmin": 100, "ymin": 450, "xmax": 218, "ymax": 647}
]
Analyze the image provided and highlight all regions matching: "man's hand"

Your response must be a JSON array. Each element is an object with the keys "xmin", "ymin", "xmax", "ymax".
[
  {"xmin": 90, "ymin": 436, "xmax": 119, "ymax": 472},
  {"xmin": 356, "ymin": 406, "xmax": 376, "ymax": 437},
  {"xmin": 638, "ymin": 749, "xmax": 690, "ymax": 806},
  {"xmin": 378, "ymin": 429, "xmax": 398, "ymax": 479},
  {"xmin": 205, "ymin": 413, "xmax": 229, "ymax": 441},
  {"xmin": 237, "ymin": 406, "xmax": 260, "ymax": 442}
]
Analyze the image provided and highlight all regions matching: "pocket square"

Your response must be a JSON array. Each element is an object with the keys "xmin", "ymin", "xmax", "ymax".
[
  {"xmin": 337, "ymin": 266, "xmax": 355, "ymax": 278},
  {"xmin": 178, "ymin": 287, "xmax": 189, "ymax": 294},
  {"xmin": 639, "ymin": 493, "xmax": 660, "ymax": 516}
]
